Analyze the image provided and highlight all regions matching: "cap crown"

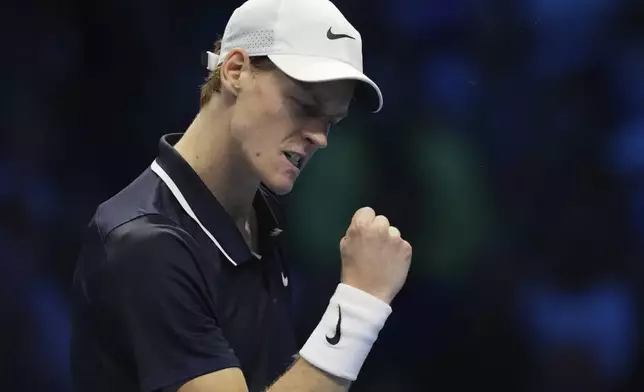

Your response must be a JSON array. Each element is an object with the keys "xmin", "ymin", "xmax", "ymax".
[{"xmin": 219, "ymin": 0, "xmax": 363, "ymax": 72}]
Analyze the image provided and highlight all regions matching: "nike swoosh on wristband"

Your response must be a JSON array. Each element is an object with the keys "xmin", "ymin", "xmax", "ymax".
[
  {"xmin": 325, "ymin": 305, "xmax": 342, "ymax": 345},
  {"xmin": 326, "ymin": 27, "xmax": 355, "ymax": 40}
]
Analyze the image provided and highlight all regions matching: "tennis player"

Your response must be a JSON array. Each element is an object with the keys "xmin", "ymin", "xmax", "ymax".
[{"xmin": 70, "ymin": 0, "xmax": 412, "ymax": 391}]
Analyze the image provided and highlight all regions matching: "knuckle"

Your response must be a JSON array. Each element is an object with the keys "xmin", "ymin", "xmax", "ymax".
[
  {"xmin": 352, "ymin": 221, "xmax": 368, "ymax": 235},
  {"xmin": 354, "ymin": 206, "xmax": 375, "ymax": 220},
  {"xmin": 347, "ymin": 223, "xmax": 360, "ymax": 234},
  {"xmin": 373, "ymin": 215, "xmax": 390, "ymax": 228},
  {"xmin": 352, "ymin": 207, "xmax": 376, "ymax": 230}
]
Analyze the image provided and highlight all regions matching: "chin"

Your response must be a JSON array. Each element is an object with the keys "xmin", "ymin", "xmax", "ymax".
[
  {"xmin": 264, "ymin": 182, "xmax": 294, "ymax": 196},
  {"xmin": 261, "ymin": 175, "xmax": 296, "ymax": 196}
]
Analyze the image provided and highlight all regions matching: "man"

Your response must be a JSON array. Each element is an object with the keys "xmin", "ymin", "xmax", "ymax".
[{"xmin": 70, "ymin": 0, "xmax": 412, "ymax": 391}]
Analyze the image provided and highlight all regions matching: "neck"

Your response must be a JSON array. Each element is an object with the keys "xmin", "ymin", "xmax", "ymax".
[{"xmin": 174, "ymin": 103, "xmax": 258, "ymax": 227}]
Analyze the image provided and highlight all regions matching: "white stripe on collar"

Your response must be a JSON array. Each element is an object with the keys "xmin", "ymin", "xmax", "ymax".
[{"xmin": 151, "ymin": 159, "xmax": 238, "ymax": 266}]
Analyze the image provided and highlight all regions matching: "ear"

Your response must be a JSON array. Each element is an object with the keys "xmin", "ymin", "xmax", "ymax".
[{"xmin": 219, "ymin": 49, "xmax": 250, "ymax": 96}]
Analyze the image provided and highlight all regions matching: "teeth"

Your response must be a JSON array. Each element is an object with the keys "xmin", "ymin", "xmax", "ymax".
[{"xmin": 284, "ymin": 152, "xmax": 301, "ymax": 167}]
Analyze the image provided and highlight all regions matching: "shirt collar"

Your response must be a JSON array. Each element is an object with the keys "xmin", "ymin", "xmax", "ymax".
[{"xmin": 151, "ymin": 133, "xmax": 283, "ymax": 266}]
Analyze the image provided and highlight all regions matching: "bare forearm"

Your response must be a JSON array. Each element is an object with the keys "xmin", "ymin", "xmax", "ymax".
[{"xmin": 266, "ymin": 357, "xmax": 352, "ymax": 392}]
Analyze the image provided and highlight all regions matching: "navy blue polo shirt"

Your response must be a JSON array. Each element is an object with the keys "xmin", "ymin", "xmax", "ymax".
[{"xmin": 70, "ymin": 133, "xmax": 297, "ymax": 392}]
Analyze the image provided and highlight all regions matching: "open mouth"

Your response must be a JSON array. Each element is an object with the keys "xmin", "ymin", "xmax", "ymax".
[{"xmin": 283, "ymin": 151, "xmax": 304, "ymax": 169}]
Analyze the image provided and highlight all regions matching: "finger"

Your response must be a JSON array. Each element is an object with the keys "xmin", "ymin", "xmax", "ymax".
[
  {"xmin": 401, "ymin": 240, "xmax": 412, "ymax": 256},
  {"xmin": 339, "ymin": 235, "xmax": 348, "ymax": 250},
  {"xmin": 388, "ymin": 226, "xmax": 401, "ymax": 238},
  {"xmin": 352, "ymin": 206, "xmax": 375, "ymax": 228},
  {"xmin": 372, "ymin": 215, "xmax": 390, "ymax": 232}
]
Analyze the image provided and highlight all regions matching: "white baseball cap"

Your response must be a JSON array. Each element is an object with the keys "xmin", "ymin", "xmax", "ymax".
[{"xmin": 203, "ymin": 0, "xmax": 383, "ymax": 113}]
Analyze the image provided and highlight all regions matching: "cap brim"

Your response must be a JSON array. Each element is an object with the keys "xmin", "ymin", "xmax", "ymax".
[{"xmin": 267, "ymin": 54, "xmax": 383, "ymax": 113}]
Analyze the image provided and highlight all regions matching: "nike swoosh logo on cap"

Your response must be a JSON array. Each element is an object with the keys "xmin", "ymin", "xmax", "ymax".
[{"xmin": 327, "ymin": 27, "xmax": 355, "ymax": 41}]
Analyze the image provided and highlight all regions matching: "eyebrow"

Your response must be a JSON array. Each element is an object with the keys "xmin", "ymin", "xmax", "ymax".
[
  {"xmin": 288, "ymin": 82, "xmax": 318, "ymax": 105},
  {"xmin": 288, "ymin": 82, "xmax": 348, "ymax": 121}
]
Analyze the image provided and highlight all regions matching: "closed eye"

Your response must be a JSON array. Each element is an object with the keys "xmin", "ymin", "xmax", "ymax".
[
  {"xmin": 289, "ymin": 97, "xmax": 335, "ymax": 123},
  {"xmin": 287, "ymin": 96, "xmax": 317, "ymax": 117},
  {"xmin": 287, "ymin": 94, "xmax": 347, "ymax": 127}
]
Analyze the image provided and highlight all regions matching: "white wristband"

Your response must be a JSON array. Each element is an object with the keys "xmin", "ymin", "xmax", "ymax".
[{"xmin": 298, "ymin": 283, "xmax": 392, "ymax": 381}]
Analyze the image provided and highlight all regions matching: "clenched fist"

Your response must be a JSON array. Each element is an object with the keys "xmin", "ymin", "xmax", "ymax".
[{"xmin": 339, "ymin": 207, "xmax": 412, "ymax": 305}]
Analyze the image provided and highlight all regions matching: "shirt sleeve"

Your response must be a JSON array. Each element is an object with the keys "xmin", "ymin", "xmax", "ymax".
[{"xmin": 95, "ymin": 220, "xmax": 240, "ymax": 392}]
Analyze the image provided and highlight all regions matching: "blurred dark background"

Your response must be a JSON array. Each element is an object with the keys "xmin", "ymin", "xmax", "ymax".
[{"xmin": 2, "ymin": 0, "xmax": 644, "ymax": 391}]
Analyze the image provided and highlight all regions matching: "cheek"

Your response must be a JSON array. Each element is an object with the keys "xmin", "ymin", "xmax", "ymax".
[
  {"xmin": 231, "ymin": 84, "xmax": 295, "ymax": 160},
  {"xmin": 241, "ymin": 87, "xmax": 289, "ymax": 129},
  {"xmin": 259, "ymin": 87, "xmax": 290, "ymax": 124},
  {"xmin": 250, "ymin": 100, "xmax": 293, "ymax": 147}
]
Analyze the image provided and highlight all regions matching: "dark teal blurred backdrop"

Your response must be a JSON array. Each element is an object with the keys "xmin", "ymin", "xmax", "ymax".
[{"xmin": 2, "ymin": 0, "xmax": 644, "ymax": 391}]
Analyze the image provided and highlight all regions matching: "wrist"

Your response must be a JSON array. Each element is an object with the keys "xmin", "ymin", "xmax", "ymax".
[
  {"xmin": 340, "ymin": 279, "xmax": 395, "ymax": 305},
  {"xmin": 298, "ymin": 283, "xmax": 392, "ymax": 381}
]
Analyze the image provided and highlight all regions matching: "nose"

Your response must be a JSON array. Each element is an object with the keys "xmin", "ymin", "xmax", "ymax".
[{"xmin": 302, "ymin": 123, "xmax": 329, "ymax": 149}]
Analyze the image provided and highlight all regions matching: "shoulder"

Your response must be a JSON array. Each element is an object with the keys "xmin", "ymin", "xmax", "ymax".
[
  {"xmin": 80, "ymin": 166, "xmax": 198, "ymax": 272},
  {"xmin": 102, "ymin": 214, "xmax": 200, "ymax": 282},
  {"xmin": 75, "ymin": 213, "xmax": 204, "ymax": 302},
  {"xmin": 105, "ymin": 214, "xmax": 194, "ymax": 256}
]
